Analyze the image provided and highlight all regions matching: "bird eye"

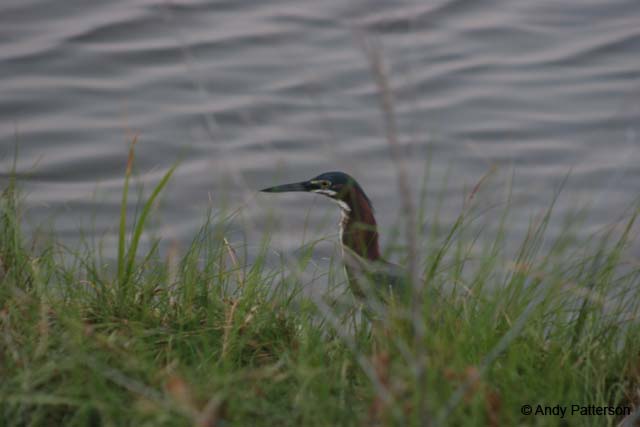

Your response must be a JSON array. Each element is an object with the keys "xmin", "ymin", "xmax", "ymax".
[{"xmin": 320, "ymin": 180, "xmax": 331, "ymax": 189}]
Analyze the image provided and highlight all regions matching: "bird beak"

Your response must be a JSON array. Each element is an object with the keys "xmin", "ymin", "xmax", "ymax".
[{"xmin": 260, "ymin": 180, "xmax": 311, "ymax": 193}]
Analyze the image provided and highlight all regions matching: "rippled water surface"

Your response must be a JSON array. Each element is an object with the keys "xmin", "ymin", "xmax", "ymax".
[{"xmin": 2, "ymin": 0, "xmax": 640, "ymax": 262}]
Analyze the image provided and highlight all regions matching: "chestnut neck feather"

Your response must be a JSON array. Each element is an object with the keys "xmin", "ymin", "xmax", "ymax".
[{"xmin": 340, "ymin": 187, "xmax": 380, "ymax": 261}]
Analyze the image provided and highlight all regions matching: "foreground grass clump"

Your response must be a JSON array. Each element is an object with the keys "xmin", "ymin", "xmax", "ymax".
[{"xmin": 1, "ymin": 161, "xmax": 639, "ymax": 426}]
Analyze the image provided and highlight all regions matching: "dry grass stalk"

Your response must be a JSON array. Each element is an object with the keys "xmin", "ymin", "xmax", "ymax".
[
  {"xmin": 358, "ymin": 34, "xmax": 426, "ymax": 423},
  {"xmin": 223, "ymin": 237, "xmax": 244, "ymax": 288}
]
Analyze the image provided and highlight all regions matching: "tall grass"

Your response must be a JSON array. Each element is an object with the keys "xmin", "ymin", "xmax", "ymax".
[
  {"xmin": 116, "ymin": 137, "xmax": 176, "ymax": 310},
  {"xmin": 0, "ymin": 141, "xmax": 639, "ymax": 426}
]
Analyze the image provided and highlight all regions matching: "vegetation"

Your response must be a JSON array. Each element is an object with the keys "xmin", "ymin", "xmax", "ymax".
[{"xmin": 1, "ymin": 142, "xmax": 639, "ymax": 427}]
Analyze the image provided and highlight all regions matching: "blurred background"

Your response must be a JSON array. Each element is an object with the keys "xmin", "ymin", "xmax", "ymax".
[{"xmin": 1, "ymin": 0, "xmax": 639, "ymax": 266}]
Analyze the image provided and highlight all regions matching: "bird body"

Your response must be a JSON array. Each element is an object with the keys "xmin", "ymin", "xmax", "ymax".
[{"xmin": 261, "ymin": 171, "xmax": 403, "ymax": 299}]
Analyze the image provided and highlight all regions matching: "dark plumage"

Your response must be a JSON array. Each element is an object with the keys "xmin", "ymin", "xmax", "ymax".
[{"xmin": 261, "ymin": 171, "xmax": 404, "ymax": 299}]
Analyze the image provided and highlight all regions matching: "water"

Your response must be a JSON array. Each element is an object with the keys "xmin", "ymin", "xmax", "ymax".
[{"xmin": 1, "ymin": 0, "xmax": 639, "ymax": 265}]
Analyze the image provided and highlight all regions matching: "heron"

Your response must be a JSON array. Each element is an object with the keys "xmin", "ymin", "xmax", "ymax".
[{"xmin": 260, "ymin": 171, "xmax": 405, "ymax": 301}]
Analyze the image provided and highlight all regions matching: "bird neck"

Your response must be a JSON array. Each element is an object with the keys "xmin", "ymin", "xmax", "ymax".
[{"xmin": 339, "ymin": 188, "xmax": 381, "ymax": 261}]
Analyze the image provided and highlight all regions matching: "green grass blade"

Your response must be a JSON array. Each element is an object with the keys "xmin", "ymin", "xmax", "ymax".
[{"xmin": 122, "ymin": 164, "xmax": 176, "ymax": 288}]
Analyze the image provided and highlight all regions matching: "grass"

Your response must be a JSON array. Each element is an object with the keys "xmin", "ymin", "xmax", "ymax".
[{"xmin": 1, "ymin": 142, "xmax": 639, "ymax": 427}]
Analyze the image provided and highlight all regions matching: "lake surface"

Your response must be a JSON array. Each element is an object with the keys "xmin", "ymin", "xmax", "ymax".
[{"xmin": 2, "ymin": 0, "xmax": 639, "ymax": 267}]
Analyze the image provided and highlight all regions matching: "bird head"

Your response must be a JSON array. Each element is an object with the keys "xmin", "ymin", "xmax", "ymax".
[{"xmin": 260, "ymin": 171, "xmax": 372, "ymax": 213}]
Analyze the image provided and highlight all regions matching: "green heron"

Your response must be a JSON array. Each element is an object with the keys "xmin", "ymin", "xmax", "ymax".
[{"xmin": 261, "ymin": 171, "xmax": 404, "ymax": 300}]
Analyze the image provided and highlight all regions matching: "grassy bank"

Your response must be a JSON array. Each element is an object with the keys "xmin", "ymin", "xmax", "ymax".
[{"xmin": 1, "ymin": 153, "xmax": 639, "ymax": 426}]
